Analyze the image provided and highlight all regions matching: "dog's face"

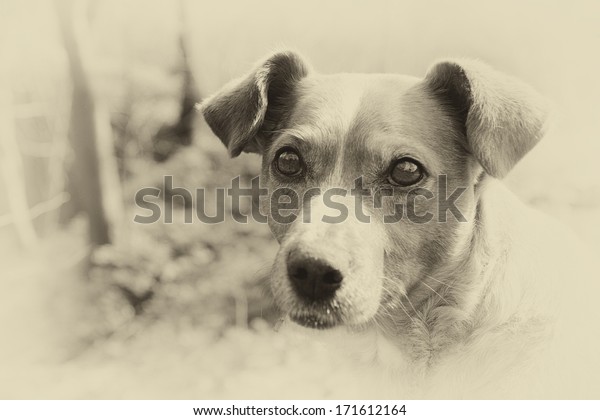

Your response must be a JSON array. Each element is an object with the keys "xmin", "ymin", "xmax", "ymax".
[
  {"xmin": 258, "ymin": 75, "xmax": 480, "ymax": 329},
  {"xmin": 202, "ymin": 52, "xmax": 547, "ymax": 330}
]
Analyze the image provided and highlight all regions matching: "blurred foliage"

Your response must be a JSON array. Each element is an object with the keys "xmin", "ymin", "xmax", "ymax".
[{"xmin": 81, "ymin": 143, "xmax": 279, "ymax": 344}]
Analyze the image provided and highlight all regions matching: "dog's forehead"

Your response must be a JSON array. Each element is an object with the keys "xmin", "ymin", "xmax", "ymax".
[
  {"xmin": 286, "ymin": 73, "xmax": 462, "ymax": 176},
  {"xmin": 293, "ymin": 73, "xmax": 421, "ymax": 133}
]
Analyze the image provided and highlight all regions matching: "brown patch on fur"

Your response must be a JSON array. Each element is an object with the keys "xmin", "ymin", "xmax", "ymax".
[
  {"xmin": 425, "ymin": 59, "xmax": 549, "ymax": 178},
  {"xmin": 201, "ymin": 51, "xmax": 310, "ymax": 157}
]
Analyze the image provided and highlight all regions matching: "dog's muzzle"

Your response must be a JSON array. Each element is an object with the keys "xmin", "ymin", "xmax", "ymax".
[{"xmin": 273, "ymin": 196, "xmax": 384, "ymax": 330}]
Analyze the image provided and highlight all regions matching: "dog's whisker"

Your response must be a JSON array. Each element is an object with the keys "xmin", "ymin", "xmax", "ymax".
[
  {"xmin": 404, "ymin": 294, "xmax": 426, "ymax": 323},
  {"xmin": 380, "ymin": 277, "xmax": 424, "ymax": 325},
  {"xmin": 376, "ymin": 280, "xmax": 417, "ymax": 327},
  {"xmin": 421, "ymin": 281, "xmax": 452, "ymax": 306},
  {"xmin": 423, "ymin": 273, "xmax": 457, "ymax": 291},
  {"xmin": 396, "ymin": 300, "xmax": 417, "ymax": 325},
  {"xmin": 379, "ymin": 281, "xmax": 397, "ymax": 295},
  {"xmin": 381, "ymin": 276, "xmax": 408, "ymax": 296}
]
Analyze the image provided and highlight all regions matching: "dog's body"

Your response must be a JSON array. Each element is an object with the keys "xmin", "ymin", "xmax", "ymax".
[{"xmin": 201, "ymin": 51, "xmax": 598, "ymax": 398}]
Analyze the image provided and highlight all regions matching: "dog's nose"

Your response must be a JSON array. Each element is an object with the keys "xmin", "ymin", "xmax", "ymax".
[{"xmin": 286, "ymin": 251, "xmax": 343, "ymax": 301}]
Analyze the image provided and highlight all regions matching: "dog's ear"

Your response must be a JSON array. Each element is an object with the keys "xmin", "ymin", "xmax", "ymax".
[
  {"xmin": 199, "ymin": 51, "xmax": 310, "ymax": 158},
  {"xmin": 425, "ymin": 59, "xmax": 549, "ymax": 178}
]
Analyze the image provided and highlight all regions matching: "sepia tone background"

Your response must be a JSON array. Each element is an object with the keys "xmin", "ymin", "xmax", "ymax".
[{"xmin": 1, "ymin": 0, "xmax": 599, "ymax": 398}]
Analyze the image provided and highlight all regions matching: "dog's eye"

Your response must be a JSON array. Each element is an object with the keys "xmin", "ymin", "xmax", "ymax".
[
  {"xmin": 389, "ymin": 157, "xmax": 424, "ymax": 186},
  {"xmin": 274, "ymin": 147, "xmax": 304, "ymax": 176}
]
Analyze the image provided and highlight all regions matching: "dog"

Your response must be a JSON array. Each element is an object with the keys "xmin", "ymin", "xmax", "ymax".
[{"xmin": 200, "ymin": 51, "xmax": 599, "ymax": 398}]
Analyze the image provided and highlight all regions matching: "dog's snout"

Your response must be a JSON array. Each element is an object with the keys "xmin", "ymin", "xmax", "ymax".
[{"xmin": 286, "ymin": 251, "xmax": 342, "ymax": 301}]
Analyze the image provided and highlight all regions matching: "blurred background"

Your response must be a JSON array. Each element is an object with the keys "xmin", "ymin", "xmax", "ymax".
[{"xmin": 0, "ymin": 0, "xmax": 599, "ymax": 398}]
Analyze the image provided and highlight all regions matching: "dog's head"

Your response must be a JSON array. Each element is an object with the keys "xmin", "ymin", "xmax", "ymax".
[{"xmin": 201, "ymin": 51, "xmax": 547, "ymax": 330}]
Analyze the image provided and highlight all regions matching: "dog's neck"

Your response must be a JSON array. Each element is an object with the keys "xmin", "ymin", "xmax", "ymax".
[{"xmin": 375, "ymin": 177, "xmax": 518, "ymax": 368}]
